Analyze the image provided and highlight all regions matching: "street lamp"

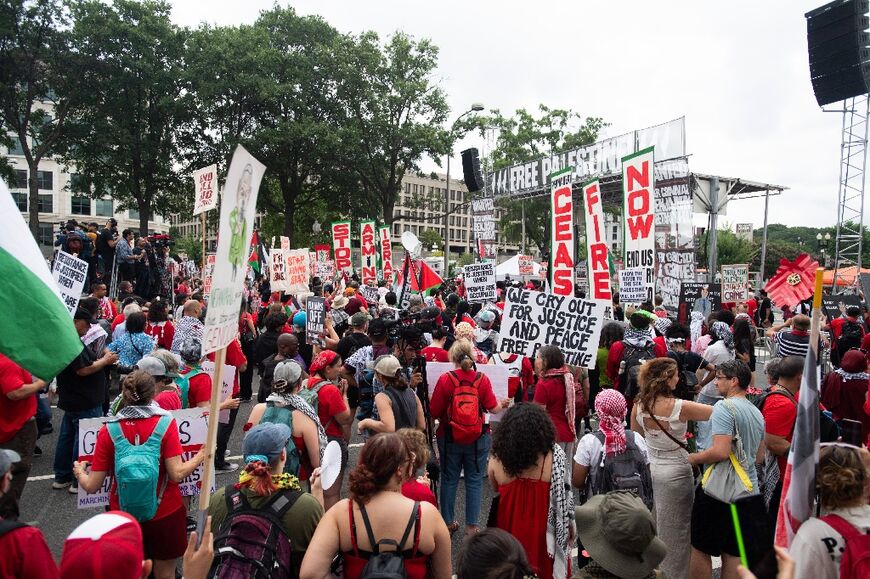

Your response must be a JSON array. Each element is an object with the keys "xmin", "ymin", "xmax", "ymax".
[
  {"xmin": 444, "ymin": 103, "xmax": 484, "ymax": 276},
  {"xmin": 817, "ymin": 232, "xmax": 831, "ymax": 265}
]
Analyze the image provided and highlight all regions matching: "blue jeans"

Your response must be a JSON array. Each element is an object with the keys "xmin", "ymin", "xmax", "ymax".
[
  {"xmin": 695, "ymin": 393, "xmax": 720, "ymax": 452},
  {"xmin": 36, "ymin": 392, "xmax": 52, "ymax": 434},
  {"xmin": 438, "ymin": 432, "xmax": 491, "ymax": 527},
  {"xmin": 53, "ymin": 406, "xmax": 103, "ymax": 483}
]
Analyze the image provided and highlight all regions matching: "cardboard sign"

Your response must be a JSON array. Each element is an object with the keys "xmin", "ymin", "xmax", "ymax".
[
  {"xmin": 518, "ymin": 255, "xmax": 534, "ymax": 276},
  {"xmin": 499, "ymin": 287, "xmax": 605, "ymax": 368},
  {"xmin": 306, "ymin": 297, "xmax": 326, "ymax": 344},
  {"xmin": 52, "ymin": 249, "xmax": 88, "ymax": 315},
  {"xmin": 77, "ymin": 408, "xmax": 210, "ymax": 508},
  {"xmin": 202, "ymin": 145, "xmax": 265, "ymax": 355},
  {"xmin": 550, "ymin": 167, "xmax": 575, "ymax": 296},
  {"xmin": 202, "ymin": 254, "xmax": 216, "ymax": 297},
  {"xmin": 582, "ymin": 178, "xmax": 612, "ymax": 303},
  {"xmin": 361, "ymin": 285, "xmax": 380, "ymax": 305},
  {"xmin": 618, "ymin": 268, "xmax": 648, "ymax": 303},
  {"xmin": 270, "ymin": 248, "xmax": 288, "ymax": 291},
  {"xmin": 622, "ymin": 147, "xmax": 655, "ymax": 303},
  {"xmin": 464, "ymin": 262, "xmax": 496, "ymax": 303},
  {"xmin": 200, "ymin": 360, "xmax": 236, "ymax": 423},
  {"xmin": 360, "ymin": 221, "xmax": 377, "ymax": 285},
  {"xmin": 653, "ymin": 159, "xmax": 694, "ymax": 314},
  {"xmin": 331, "ymin": 221, "xmax": 352, "ymax": 276},
  {"xmin": 677, "ymin": 283, "xmax": 722, "ymax": 324},
  {"xmin": 192, "ymin": 164, "xmax": 218, "ymax": 216},
  {"xmin": 378, "ymin": 227, "xmax": 393, "ymax": 284},
  {"xmin": 285, "ymin": 249, "xmax": 310, "ymax": 294},
  {"xmin": 721, "ymin": 264, "xmax": 749, "ymax": 303},
  {"xmin": 822, "ymin": 294, "xmax": 861, "ymax": 321}
]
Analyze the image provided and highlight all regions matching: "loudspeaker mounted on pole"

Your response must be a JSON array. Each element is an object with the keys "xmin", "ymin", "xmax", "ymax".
[{"xmin": 461, "ymin": 148, "xmax": 485, "ymax": 192}]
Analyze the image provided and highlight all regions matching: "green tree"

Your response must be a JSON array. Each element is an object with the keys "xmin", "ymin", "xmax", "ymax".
[
  {"xmin": 59, "ymin": 0, "xmax": 190, "ymax": 235},
  {"xmin": 171, "ymin": 233, "xmax": 202, "ymax": 265},
  {"xmin": 418, "ymin": 227, "xmax": 443, "ymax": 251},
  {"xmin": 697, "ymin": 229, "xmax": 758, "ymax": 268},
  {"xmin": 0, "ymin": 0, "xmax": 78, "ymax": 238}
]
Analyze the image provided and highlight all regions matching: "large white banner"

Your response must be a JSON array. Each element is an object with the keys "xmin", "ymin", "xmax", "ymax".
[
  {"xmin": 192, "ymin": 164, "xmax": 218, "ymax": 216},
  {"xmin": 464, "ymin": 262, "xmax": 496, "ymax": 303},
  {"xmin": 52, "ymin": 249, "xmax": 88, "ymax": 315},
  {"xmin": 360, "ymin": 221, "xmax": 377, "ymax": 285},
  {"xmin": 331, "ymin": 221, "xmax": 353, "ymax": 276},
  {"xmin": 622, "ymin": 146, "xmax": 655, "ymax": 304},
  {"xmin": 550, "ymin": 167, "xmax": 575, "ymax": 297},
  {"xmin": 202, "ymin": 145, "xmax": 265, "ymax": 355},
  {"xmin": 582, "ymin": 178, "xmax": 612, "ymax": 303},
  {"xmin": 499, "ymin": 287, "xmax": 606, "ymax": 368},
  {"xmin": 654, "ymin": 158, "xmax": 694, "ymax": 314}
]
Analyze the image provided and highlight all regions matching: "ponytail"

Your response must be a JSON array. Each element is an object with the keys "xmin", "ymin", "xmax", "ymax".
[
  {"xmin": 238, "ymin": 459, "xmax": 278, "ymax": 497},
  {"xmin": 118, "ymin": 370, "xmax": 156, "ymax": 410}
]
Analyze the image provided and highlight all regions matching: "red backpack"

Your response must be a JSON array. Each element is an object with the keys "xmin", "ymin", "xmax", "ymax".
[
  {"xmin": 446, "ymin": 371, "xmax": 485, "ymax": 444},
  {"xmin": 821, "ymin": 514, "xmax": 870, "ymax": 579}
]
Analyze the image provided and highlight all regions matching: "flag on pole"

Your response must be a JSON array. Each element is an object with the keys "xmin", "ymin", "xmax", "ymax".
[
  {"xmin": 0, "ymin": 179, "xmax": 83, "ymax": 379},
  {"xmin": 247, "ymin": 230, "xmax": 264, "ymax": 274},
  {"xmin": 775, "ymin": 268, "xmax": 823, "ymax": 546},
  {"xmin": 395, "ymin": 255, "xmax": 443, "ymax": 294}
]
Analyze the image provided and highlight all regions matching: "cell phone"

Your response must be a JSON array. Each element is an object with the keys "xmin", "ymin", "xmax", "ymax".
[{"xmin": 840, "ymin": 419, "xmax": 863, "ymax": 446}]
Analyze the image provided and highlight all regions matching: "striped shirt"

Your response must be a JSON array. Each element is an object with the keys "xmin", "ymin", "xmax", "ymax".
[{"xmin": 774, "ymin": 329, "xmax": 810, "ymax": 358}]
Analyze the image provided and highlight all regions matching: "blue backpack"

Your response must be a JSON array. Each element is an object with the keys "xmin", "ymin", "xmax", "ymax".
[
  {"xmin": 260, "ymin": 402, "xmax": 301, "ymax": 476},
  {"xmin": 176, "ymin": 367, "xmax": 205, "ymax": 409},
  {"xmin": 107, "ymin": 415, "xmax": 171, "ymax": 522}
]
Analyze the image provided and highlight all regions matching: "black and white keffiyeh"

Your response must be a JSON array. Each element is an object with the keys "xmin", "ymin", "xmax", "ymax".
[
  {"xmin": 547, "ymin": 443, "xmax": 575, "ymax": 579},
  {"xmin": 265, "ymin": 392, "xmax": 327, "ymax": 460},
  {"xmin": 107, "ymin": 403, "xmax": 171, "ymax": 421}
]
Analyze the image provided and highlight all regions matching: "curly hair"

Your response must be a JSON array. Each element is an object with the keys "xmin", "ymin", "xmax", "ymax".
[
  {"xmin": 397, "ymin": 428, "xmax": 429, "ymax": 471},
  {"xmin": 637, "ymin": 357, "xmax": 678, "ymax": 414},
  {"xmin": 818, "ymin": 445, "xmax": 867, "ymax": 510},
  {"xmin": 491, "ymin": 403, "xmax": 555, "ymax": 478},
  {"xmin": 348, "ymin": 433, "xmax": 413, "ymax": 503},
  {"xmin": 599, "ymin": 322, "xmax": 625, "ymax": 348}
]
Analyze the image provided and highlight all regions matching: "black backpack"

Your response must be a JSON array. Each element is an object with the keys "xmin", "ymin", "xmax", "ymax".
[
  {"xmin": 587, "ymin": 431, "xmax": 654, "ymax": 510},
  {"xmin": 753, "ymin": 389, "xmax": 839, "ymax": 443},
  {"xmin": 0, "ymin": 520, "xmax": 25, "ymax": 538},
  {"xmin": 354, "ymin": 500, "xmax": 421, "ymax": 579},
  {"xmin": 209, "ymin": 486, "xmax": 301, "ymax": 579},
  {"xmin": 668, "ymin": 351, "xmax": 700, "ymax": 401},
  {"xmin": 355, "ymin": 368, "xmax": 377, "ymax": 421},
  {"xmin": 837, "ymin": 321, "xmax": 864, "ymax": 360},
  {"xmin": 619, "ymin": 342, "xmax": 657, "ymax": 399}
]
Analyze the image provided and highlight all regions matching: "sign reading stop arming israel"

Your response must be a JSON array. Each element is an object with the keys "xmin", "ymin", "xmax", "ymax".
[
  {"xmin": 331, "ymin": 221, "xmax": 352, "ymax": 276},
  {"xmin": 550, "ymin": 167, "xmax": 575, "ymax": 296},
  {"xmin": 582, "ymin": 178, "xmax": 612, "ymax": 303},
  {"xmin": 622, "ymin": 147, "xmax": 655, "ymax": 304},
  {"xmin": 360, "ymin": 221, "xmax": 377, "ymax": 285}
]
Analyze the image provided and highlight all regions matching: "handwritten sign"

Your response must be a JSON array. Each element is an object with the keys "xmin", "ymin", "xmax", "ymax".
[
  {"xmin": 285, "ymin": 249, "xmax": 310, "ymax": 294},
  {"xmin": 721, "ymin": 264, "xmax": 749, "ymax": 302},
  {"xmin": 52, "ymin": 249, "xmax": 88, "ymax": 315},
  {"xmin": 361, "ymin": 285, "xmax": 380, "ymax": 305},
  {"xmin": 464, "ymin": 262, "xmax": 496, "ymax": 303},
  {"xmin": 306, "ymin": 297, "xmax": 326, "ymax": 345},
  {"xmin": 192, "ymin": 164, "xmax": 218, "ymax": 216},
  {"xmin": 618, "ymin": 268, "xmax": 648, "ymax": 303},
  {"xmin": 202, "ymin": 254, "xmax": 216, "ymax": 297},
  {"xmin": 270, "ymin": 248, "xmax": 288, "ymax": 292},
  {"xmin": 518, "ymin": 255, "xmax": 534, "ymax": 276},
  {"xmin": 499, "ymin": 287, "xmax": 605, "ymax": 369},
  {"xmin": 200, "ymin": 360, "xmax": 236, "ymax": 423}
]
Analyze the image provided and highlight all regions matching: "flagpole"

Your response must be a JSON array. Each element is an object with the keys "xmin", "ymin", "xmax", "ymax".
[{"xmin": 201, "ymin": 213, "xmax": 206, "ymax": 270}]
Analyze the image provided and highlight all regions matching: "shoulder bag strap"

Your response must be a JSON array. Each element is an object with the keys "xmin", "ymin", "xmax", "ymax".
[
  {"xmin": 648, "ymin": 412, "xmax": 689, "ymax": 451},
  {"xmin": 348, "ymin": 500, "xmax": 360, "ymax": 557},
  {"xmin": 129, "ymin": 332, "xmax": 145, "ymax": 357},
  {"xmin": 357, "ymin": 501, "xmax": 380, "ymax": 553},
  {"xmin": 820, "ymin": 513, "xmax": 861, "ymax": 540},
  {"xmin": 266, "ymin": 488, "xmax": 303, "ymax": 519},
  {"xmin": 397, "ymin": 501, "xmax": 421, "ymax": 553}
]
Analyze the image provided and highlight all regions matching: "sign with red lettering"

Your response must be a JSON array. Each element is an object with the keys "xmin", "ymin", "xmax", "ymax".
[
  {"xmin": 360, "ymin": 221, "xmax": 377, "ymax": 285},
  {"xmin": 269, "ymin": 248, "xmax": 288, "ymax": 291},
  {"xmin": 622, "ymin": 146, "xmax": 655, "ymax": 303},
  {"xmin": 192, "ymin": 164, "xmax": 218, "ymax": 216},
  {"xmin": 379, "ymin": 226, "xmax": 394, "ymax": 284},
  {"xmin": 203, "ymin": 254, "xmax": 216, "ymax": 296},
  {"xmin": 331, "ymin": 221, "xmax": 352, "ymax": 276},
  {"xmin": 518, "ymin": 255, "xmax": 534, "ymax": 276},
  {"xmin": 582, "ymin": 178, "xmax": 612, "ymax": 303},
  {"xmin": 285, "ymin": 249, "xmax": 310, "ymax": 294},
  {"xmin": 550, "ymin": 167, "xmax": 575, "ymax": 296}
]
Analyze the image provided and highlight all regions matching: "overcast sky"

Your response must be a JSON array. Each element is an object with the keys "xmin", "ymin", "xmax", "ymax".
[{"xmin": 171, "ymin": 0, "xmax": 849, "ymax": 232}]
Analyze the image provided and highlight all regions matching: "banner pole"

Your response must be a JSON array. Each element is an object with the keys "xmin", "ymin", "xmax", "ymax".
[
  {"xmin": 810, "ymin": 268, "xmax": 824, "ymax": 357},
  {"xmin": 201, "ymin": 213, "xmax": 207, "ymax": 270},
  {"xmin": 195, "ymin": 346, "xmax": 226, "ymax": 546}
]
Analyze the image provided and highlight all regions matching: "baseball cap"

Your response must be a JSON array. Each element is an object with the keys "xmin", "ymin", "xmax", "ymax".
[
  {"xmin": 350, "ymin": 311, "xmax": 370, "ymax": 327},
  {"xmin": 243, "ymin": 423, "xmax": 292, "ymax": 464},
  {"xmin": 0, "ymin": 449, "xmax": 21, "ymax": 476},
  {"xmin": 134, "ymin": 356, "xmax": 167, "ymax": 378},
  {"xmin": 273, "ymin": 360, "xmax": 303, "ymax": 385},
  {"xmin": 374, "ymin": 355, "xmax": 402, "ymax": 378},
  {"xmin": 60, "ymin": 511, "xmax": 144, "ymax": 579}
]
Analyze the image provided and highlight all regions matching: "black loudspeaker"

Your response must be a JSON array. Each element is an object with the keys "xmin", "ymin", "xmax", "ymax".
[
  {"xmin": 461, "ymin": 148, "xmax": 484, "ymax": 192},
  {"xmin": 806, "ymin": 0, "xmax": 870, "ymax": 106}
]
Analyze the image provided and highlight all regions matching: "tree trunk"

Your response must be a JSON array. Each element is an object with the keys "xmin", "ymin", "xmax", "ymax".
[
  {"xmin": 138, "ymin": 198, "xmax": 149, "ymax": 238},
  {"xmin": 27, "ymin": 159, "xmax": 40, "ymax": 240}
]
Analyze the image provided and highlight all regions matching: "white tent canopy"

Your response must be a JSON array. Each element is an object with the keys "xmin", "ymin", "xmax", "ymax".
[{"xmin": 495, "ymin": 254, "xmax": 541, "ymax": 277}]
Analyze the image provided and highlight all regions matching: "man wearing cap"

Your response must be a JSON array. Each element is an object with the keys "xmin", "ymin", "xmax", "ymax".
[
  {"xmin": 95, "ymin": 217, "xmax": 119, "ymax": 285},
  {"xmin": 0, "ymin": 449, "xmax": 57, "ymax": 578},
  {"xmin": 0, "ymin": 354, "xmax": 46, "ymax": 520},
  {"xmin": 337, "ymin": 312, "xmax": 372, "ymax": 365},
  {"xmin": 53, "ymin": 310, "xmax": 119, "ymax": 492}
]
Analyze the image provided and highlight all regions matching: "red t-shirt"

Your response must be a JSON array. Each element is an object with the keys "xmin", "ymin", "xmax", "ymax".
[
  {"xmin": 110, "ymin": 313, "xmax": 126, "ymax": 332},
  {"xmin": 746, "ymin": 299, "xmax": 758, "ymax": 320},
  {"xmin": 208, "ymin": 338, "xmax": 246, "ymax": 396},
  {"xmin": 761, "ymin": 389, "xmax": 798, "ymax": 474},
  {"xmin": 429, "ymin": 369, "xmax": 498, "ymax": 438},
  {"xmin": 421, "ymin": 346, "xmax": 449, "ymax": 363},
  {"xmin": 91, "ymin": 416, "xmax": 185, "ymax": 520},
  {"xmin": 605, "ymin": 340, "xmax": 668, "ymax": 383},
  {"xmin": 533, "ymin": 375, "xmax": 574, "ymax": 442},
  {"xmin": 308, "ymin": 377, "xmax": 347, "ymax": 438},
  {"xmin": 0, "ymin": 355, "xmax": 36, "ymax": 444},
  {"xmin": 0, "ymin": 525, "xmax": 58, "ymax": 579},
  {"xmin": 182, "ymin": 366, "xmax": 213, "ymax": 408},
  {"xmin": 145, "ymin": 321, "xmax": 175, "ymax": 351},
  {"xmin": 401, "ymin": 479, "xmax": 437, "ymax": 506},
  {"xmin": 154, "ymin": 389, "xmax": 182, "ymax": 411}
]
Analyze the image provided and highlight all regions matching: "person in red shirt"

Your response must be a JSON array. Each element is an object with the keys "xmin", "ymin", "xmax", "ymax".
[
  {"xmin": 606, "ymin": 312, "xmax": 667, "ymax": 386},
  {"xmin": 145, "ymin": 299, "xmax": 175, "ymax": 351},
  {"xmin": 490, "ymin": 352, "xmax": 535, "ymax": 402},
  {"xmin": 430, "ymin": 340, "xmax": 506, "ymax": 535},
  {"xmin": 89, "ymin": 281, "xmax": 117, "ymax": 321},
  {"xmin": 533, "ymin": 345, "xmax": 578, "ymax": 459},
  {"xmin": 421, "ymin": 326, "xmax": 450, "ymax": 363},
  {"xmin": 0, "ymin": 354, "xmax": 45, "ymax": 520},
  {"xmin": 825, "ymin": 305, "xmax": 865, "ymax": 367},
  {"xmin": 74, "ymin": 371, "xmax": 205, "ymax": 579},
  {"xmin": 305, "ymin": 350, "xmax": 352, "ymax": 510},
  {"xmin": 0, "ymin": 449, "xmax": 57, "ymax": 578}
]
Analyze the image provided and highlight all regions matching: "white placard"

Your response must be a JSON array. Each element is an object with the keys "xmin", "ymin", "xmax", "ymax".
[
  {"xmin": 201, "ymin": 360, "xmax": 236, "ymax": 423},
  {"xmin": 721, "ymin": 264, "xmax": 749, "ymax": 302},
  {"xmin": 285, "ymin": 249, "xmax": 310, "ymax": 295},
  {"xmin": 464, "ymin": 262, "xmax": 496, "ymax": 303},
  {"xmin": 270, "ymin": 248, "xmax": 289, "ymax": 292},
  {"xmin": 425, "ymin": 361, "xmax": 510, "ymax": 416},
  {"xmin": 618, "ymin": 268, "xmax": 648, "ymax": 303},
  {"xmin": 52, "ymin": 249, "xmax": 88, "ymax": 315},
  {"xmin": 192, "ymin": 164, "xmax": 218, "ymax": 216}
]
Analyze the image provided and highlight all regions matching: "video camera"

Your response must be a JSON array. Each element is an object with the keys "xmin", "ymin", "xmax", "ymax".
[
  {"xmin": 383, "ymin": 306, "xmax": 442, "ymax": 344},
  {"xmin": 147, "ymin": 234, "xmax": 173, "ymax": 249}
]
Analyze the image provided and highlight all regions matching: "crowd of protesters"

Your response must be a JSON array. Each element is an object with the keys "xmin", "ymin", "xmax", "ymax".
[{"xmin": 1, "ymin": 266, "xmax": 869, "ymax": 579}]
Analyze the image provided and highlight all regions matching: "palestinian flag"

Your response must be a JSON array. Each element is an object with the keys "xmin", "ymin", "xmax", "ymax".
[
  {"xmin": 247, "ymin": 230, "xmax": 265, "ymax": 274},
  {"xmin": 396, "ymin": 254, "xmax": 443, "ymax": 294},
  {"xmin": 0, "ymin": 179, "xmax": 83, "ymax": 379}
]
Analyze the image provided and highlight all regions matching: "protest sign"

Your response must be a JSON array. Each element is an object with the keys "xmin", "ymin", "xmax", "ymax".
[
  {"xmin": 202, "ymin": 254, "xmax": 216, "ymax": 297},
  {"xmin": 822, "ymin": 293, "xmax": 861, "ymax": 321},
  {"xmin": 202, "ymin": 145, "xmax": 265, "ymax": 355},
  {"xmin": 582, "ymin": 178, "xmax": 612, "ymax": 303},
  {"xmin": 550, "ymin": 167, "xmax": 575, "ymax": 296},
  {"xmin": 464, "ymin": 262, "xmax": 496, "ymax": 303},
  {"xmin": 499, "ymin": 286, "xmax": 605, "ymax": 368},
  {"xmin": 280, "ymin": 236, "xmax": 290, "ymax": 252},
  {"xmin": 677, "ymin": 283, "xmax": 721, "ymax": 324},
  {"xmin": 192, "ymin": 164, "xmax": 218, "ymax": 216},
  {"xmin": 314, "ymin": 244, "xmax": 331, "ymax": 263},
  {"xmin": 721, "ymin": 264, "xmax": 749, "ymax": 303},
  {"xmin": 306, "ymin": 297, "xmax": 326, "ymax": 345},
  {"xmin": 618, "ymin": 268, "xmax": 648, "ymax": 303},
  {"xmin": 360, "ymin": 221, "xmax": 377, "ymax": 285},
  {"xmin": 654, "ymin": 159, "xmax": 694, "ymax": 314},
  {"xmin": 622, "ymin": 147, "xmax": 655, "ymax": 303},
  {"xmin": 285, "ymin": 249, "xmax": 310, "ymax": 294},
  {"xmin": 361, "ymin": 285, "xmax": 380, "ymax": 305},
  {"xmin": 52, "ymin": 249, "xmax": 88, "ymax": 314},
  {"xmin": 77, "ymin": 408, "xmax": 210, "ymax": 508},
  {"xmin": 309, "ymin": 251, "xmax": 317, "ymax": 278},
  {"xmin": 860, "ymin": 273, "xmax": 870, "ymax": 310},
  {"xmin": 270, "ymin": 248, "xmax": 288, "ymax": 292},
  {"xmin": 331, "ymin": 221, "xmax": 353, "ymax": 276},
  {"xmin": 379, "ymin": 226, "xmax": 394, "ymax": 284},
  {"xmin": 200, "ymin": 360, "xmax": 236, "ymax": 423},
  {"xmin": 518, "ymin": 255, "xmax": 534, "ymax": 276}
]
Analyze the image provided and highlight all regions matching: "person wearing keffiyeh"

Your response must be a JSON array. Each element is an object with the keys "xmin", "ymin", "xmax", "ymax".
[
  {"xmin": 606, "ymin": 311, "xmax": 667, "ymax": 385},
  {"xmin": 533, "ymin": 345, "xmax": 577, "ymax": 463}
]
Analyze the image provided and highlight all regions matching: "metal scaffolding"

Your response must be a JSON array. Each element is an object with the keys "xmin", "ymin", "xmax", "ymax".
[{"xmin": 832, "ymin": 94, "xmax": 869, "ymax": 292}]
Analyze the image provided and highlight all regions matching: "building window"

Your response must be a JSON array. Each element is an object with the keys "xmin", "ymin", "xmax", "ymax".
[
  {"xmin": 36, "ymin": 170, "xmax": 53, "ymax": 190},
  {"xmin": 71, "ymin": 195, "xmax": 91, "ymax": 215},
  {"xmin": 8, "ymin": 137, "xmax": 24, "ymax": 156},
  {"xmin": 95, "ymin": 198, "xmax": 112, "ymax": 217},
  {"xmin": 129, "ymin": 208, "xmax": 139, "ymax": 220},
  {"xmin": 14, "ymin": 169, "xmax": 27, "ymax": 189},
  {"xmin": 69, "ymin": 173, "xmax": 89, "ymax": 194},
  {"xmin": 612, "ymin": 229, "xmax": 618, "ymax": 241},
  {"xmin": 12, "ymin": 192, "xmax": 26, "ymax": 211},
  {"xmin": 38, "ymin": 222, "xmax": 54, "ymax": 245},
  {"xmin": 38, "ymin": 194, "xmax": 53, "ymax": 213}
]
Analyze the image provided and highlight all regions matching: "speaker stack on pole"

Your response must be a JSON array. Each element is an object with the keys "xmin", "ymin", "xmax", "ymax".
[{"xmin": 461, "ymin": 148, "xmax": 485, "ymax": 192}]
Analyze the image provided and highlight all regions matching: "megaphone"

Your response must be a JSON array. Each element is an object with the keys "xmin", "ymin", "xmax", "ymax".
[{"xmin": 400, "ymin": 231, "xmax": 422, "ymax": 259}]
